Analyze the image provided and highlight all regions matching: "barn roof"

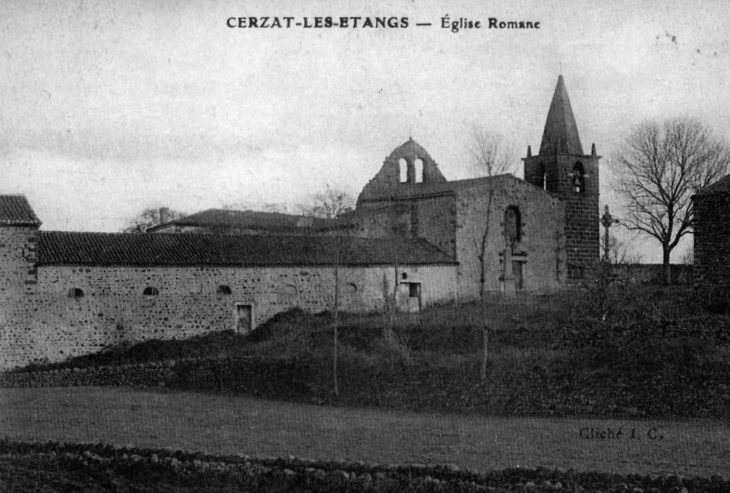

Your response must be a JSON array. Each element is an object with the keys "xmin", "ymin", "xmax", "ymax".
[
  {"xmin": 0, "ymin": 195, "xmax": 42, "ymax": 226},
  {"xmin": 38, "ymin": 231, "xmax": 456, "ymax": 267},
  {"xmin": 148, "ymin": 209, "xmax": 333, "ymax": 232}
]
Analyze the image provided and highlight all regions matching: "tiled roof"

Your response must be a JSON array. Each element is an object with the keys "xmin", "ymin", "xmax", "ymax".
[
  {"xmin": 38, "ymin": 231, "xmax": 456, "ymax": 267},
  {"xmin": 695, "ymin": 175, "xmax": 730, "ymax": 196},
  {"xmin": 148, "ymin": 209, "xmax": 333, "ymax": 232},
  {"xmin": 0, "ymin": 195, "xmax": 42, "ymax": 226}
]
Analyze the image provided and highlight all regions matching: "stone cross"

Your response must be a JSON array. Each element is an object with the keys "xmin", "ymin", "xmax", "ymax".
[
  {"xmin": 502, "ymin": 245, "xmax": 516, "ymax": 296},
  {"xmin": 600, "ymin": 204, "xmax": 620, "ymax": 262}
]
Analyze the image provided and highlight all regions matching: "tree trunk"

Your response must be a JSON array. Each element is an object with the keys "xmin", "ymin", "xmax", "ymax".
[
  {"xmin": 662, "ymin": 248, "xmax": 672, "ymax": 286},
  {"xmin": 333, "ymin": 243, "xmax": 340, "ymax": 398},
  {"xmin": 480, "ymin": 291, "xmax": 489, "ymax": 381}
]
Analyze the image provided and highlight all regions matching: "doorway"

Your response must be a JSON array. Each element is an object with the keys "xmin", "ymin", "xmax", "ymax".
[
  {"xmin": 397, "ymin": 282, "xmax": 422, "ymax": 313},
  {"xmin": 234, "ymin": 304, "xmax": 253, "ymax": 333}
]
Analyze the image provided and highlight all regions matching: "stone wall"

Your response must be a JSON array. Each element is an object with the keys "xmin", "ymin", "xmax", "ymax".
[
  {"xmin": 357, "ymin": 138, "xmax": 447, "ymax": 205},
  {"xmin": 454, "ymin": 177, "xmax": 566, "ymax": 300},
  {"xmin": 694, "ymin": 192, "xmax": 730, "ymax": 306},
  {"xmin": 0, "ymin": 225, "xmax": 38, "ymax": 298},
  {"xmin": 414, "ymin": 195, "xmax": 457, "ymax": 259},
  {"xmin": 0, "ymin": 263, "xmax": 456, "ymax": 370},
  {"xmin": 612, "ymin": 264, "xmax": 693, "ymax": 286},
  {"xmin": 523, "ymin": 153, "xmax": 601, "ymax": 282}
]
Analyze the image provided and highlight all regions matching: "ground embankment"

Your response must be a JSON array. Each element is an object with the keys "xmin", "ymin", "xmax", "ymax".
[{"xmin": 3, "ymin": 290, "xmax": 729, "ymax": 419}]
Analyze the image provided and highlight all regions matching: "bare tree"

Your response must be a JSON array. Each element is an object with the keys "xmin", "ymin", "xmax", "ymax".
[
  {"xmin": 332, "ymin": 236, "xmax": 341, "ymax": 398},
  {"xmin": 300, "ymin": 185, "xmax": 355, "ymax": 219},
  {"xmin": 468, "ymin": 124, "xmax": 517, "ymax": 178},
  {"xmin": 121, "ymin": 207, "xmax": 186, "ymax": 233},
  {"xmin": 468, "ymin": 125, "xmax": 516, "ymax": 381},
  {"xmin": 293, "ymin": 185, "xmax": 355, "ymax": 397},
  {"xmin": 615, "ymin": 118, "xmax": 730, "ymax": 285}
]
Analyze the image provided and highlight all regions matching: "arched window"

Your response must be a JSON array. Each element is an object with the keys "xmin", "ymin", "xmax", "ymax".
[
  {"xmin": 217, "ymin": 285, "xmax": 232, "ymax": 296},
  {"xmin": 143, "ymin": 287, "xmax": 159, "ymax": 296},
  {"xmin": 572, "ymin": 162, "xmax": 585, "ymax": 193},
  {"xmin": 399, "ymin": 158, "xmax": 408, "ymax": 183},
  {"xmin": 504, "ymin": 206, "xmax": 521, "ymax": 248},
  {"xmin": 68, "ymin": 288, "xmax": 84, "ymax": 298},
  {"xmin": 414, "ymin": 158, "xmax": 424, "ymax": 183},
  {"xmin": 342, "ymin": 283, "xmax": 358, "ymax": 295}
]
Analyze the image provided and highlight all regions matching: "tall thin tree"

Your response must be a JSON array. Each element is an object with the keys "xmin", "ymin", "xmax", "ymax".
[{"xmin": 467, "ymin": 125, "xmax": 516, "ymax": 381}]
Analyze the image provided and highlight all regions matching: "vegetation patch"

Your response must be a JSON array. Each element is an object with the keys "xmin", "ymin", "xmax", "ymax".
[
  {"xmin": 0, "ymin": 439, "xmax": 727, "ymax": 493},
  {"xmin": 6, "ymin": 287, "xmax": 730, "ymax": 419}
]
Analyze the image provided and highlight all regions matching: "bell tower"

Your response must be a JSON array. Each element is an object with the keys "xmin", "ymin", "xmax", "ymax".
[{"xmin": 523, "ymin": 75, "xmax": 600, "ymax": 281}]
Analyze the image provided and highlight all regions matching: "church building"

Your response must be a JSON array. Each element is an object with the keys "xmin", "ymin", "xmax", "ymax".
[
  {"xmin": 0, "ymin": 75, "xmax": 600, "ymax": 369},
  {"xmin": 347, "ymin": 75, "xmax": 600, "ymax": 299}
]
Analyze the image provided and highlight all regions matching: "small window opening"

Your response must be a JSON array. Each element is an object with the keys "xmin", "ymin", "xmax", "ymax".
[
  {"xmin": 342, "ymin": 283, "xmax": 357, "ymax": 295},
  {"xmin": 415, "ymin": 158, "xmax": 424, "ymax": 183},
  {"xmin": 68, "ymin": 288, "xmax": 84, "ymax": 298},
  {"xmin": 217, "ymin": 285, "xmax": 232, "ymax": 295},
  {"xmin": 399, "ymin": 158, "xmax": 408, "ymax": 183},
  {"xmin": 572, "ymin": 162, "xmax": 585, "ymax": 193},
  {"xmin": 401, "ymin": 272, "xmax": 408, "ymax": 280},
  {"xmin": 143, "ymin": 287, "xmax": 159, "ymax": 296}
]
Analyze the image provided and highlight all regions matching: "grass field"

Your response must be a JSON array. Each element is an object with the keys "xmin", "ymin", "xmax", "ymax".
[{"xmin": 1, "ymin": 387, "xmax": 728, "ymax": 479}]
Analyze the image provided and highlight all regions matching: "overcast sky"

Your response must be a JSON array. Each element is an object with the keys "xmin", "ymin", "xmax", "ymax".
[{"xmin": 2, "ymin": 0, "xmax": 729, "ymax": 262}]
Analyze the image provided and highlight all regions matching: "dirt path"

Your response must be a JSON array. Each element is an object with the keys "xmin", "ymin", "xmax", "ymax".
[{"xmin": 0, "ymin": 387, "xmax": 728, "ymax": 478}]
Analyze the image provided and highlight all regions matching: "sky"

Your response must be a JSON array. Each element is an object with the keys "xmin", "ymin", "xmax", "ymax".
[{"xmin": 1, "ymin": 0, "xmax": 729, "ymax": 262}]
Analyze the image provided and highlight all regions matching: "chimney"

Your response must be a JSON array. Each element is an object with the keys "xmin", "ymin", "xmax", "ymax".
[{"xmin": 159, "ymin": 207, "xmax": 171, "ymax": 225}]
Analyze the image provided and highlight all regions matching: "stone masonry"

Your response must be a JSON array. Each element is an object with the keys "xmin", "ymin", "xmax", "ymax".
[{"xmin": 693, "ymin": 176, "xmax": 730, "ymax": 307}]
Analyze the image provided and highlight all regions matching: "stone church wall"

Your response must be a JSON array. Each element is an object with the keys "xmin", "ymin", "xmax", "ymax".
[
  {"xmin": 0, "ymin": 263, "xmax": 456, "ymax": 370},
  {"xmin": 345, "ymin": 195, "xmax": 457, "ymax": 259},
  {"xmin": 454, "ymin": 178, "xmax": 566, "ymax": 300},
  {"xmin": 414, "ymin": 195, "xmax": 457, "ymax": 258}
]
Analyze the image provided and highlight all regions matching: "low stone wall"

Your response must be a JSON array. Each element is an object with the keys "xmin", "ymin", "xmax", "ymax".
[
  {"xmin": 0, "ymin": 361, "xmax": 175, "ymax": 388},
  {"xmin": 2, "ymin": 353, "xmax": 729, "ymax": 419},
  {"xmin": 3, "ymin": 439, "xmax": 727, "ymax": 492},
  {"xmin": 612, "ymin": 264, "xmax": 693, "ymax": 285},
  {"xmin": 0, "ymin": 357, "xmax": 313, "ymax": 397}
]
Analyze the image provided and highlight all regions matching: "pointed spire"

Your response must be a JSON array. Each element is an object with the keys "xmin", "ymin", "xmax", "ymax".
[{"xmin": 539, "ymin": 75, "xmax": 584, "ymax": 156}]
